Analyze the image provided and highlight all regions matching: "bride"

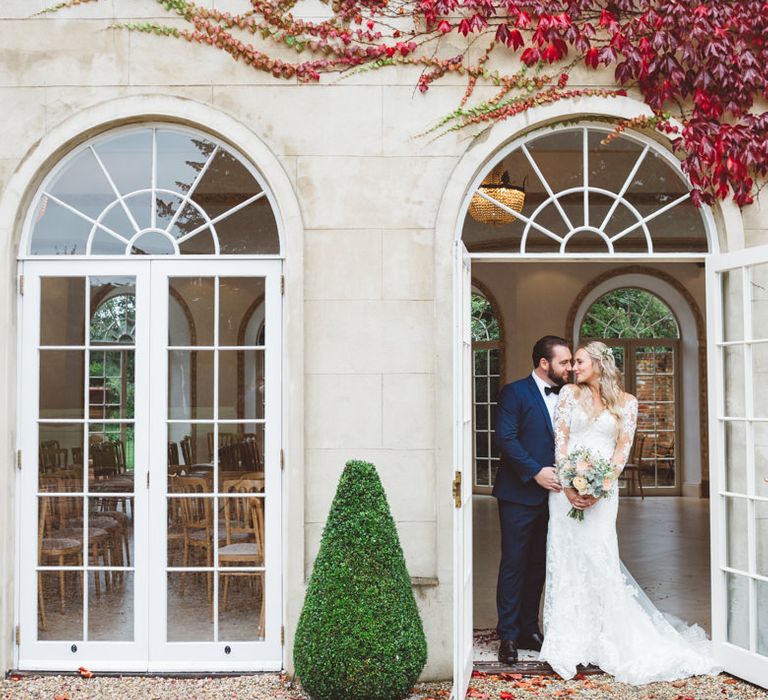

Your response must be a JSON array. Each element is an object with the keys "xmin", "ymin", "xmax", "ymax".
[{"xmin": 539, "ymin": 341, "xmax": 721, "ymax": 684}]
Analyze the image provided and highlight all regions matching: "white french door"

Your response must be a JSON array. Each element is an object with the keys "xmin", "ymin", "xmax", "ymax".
[
  {"xmin": 707, "ymin": 246, "xmax": 768, "ymax": 687},
  {"xmin": 453, "ymin": 242, "xmax": 474, "ymax": 699},
  {"xmin": 147, "ymin": 261, "xmax": 282, "ymax": 670},
  {"xmin": 17, "ymin": 259, "xmax": 282, "ymax": 672}
]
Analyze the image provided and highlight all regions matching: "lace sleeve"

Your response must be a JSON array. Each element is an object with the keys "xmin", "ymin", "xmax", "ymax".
[
  {"xmin": 611, "ymin": 395, "xmax": 638, "ymax": 473},
  {"xmin": 554, "ymin": 385, "xmax": 577, "ymax": 465}
]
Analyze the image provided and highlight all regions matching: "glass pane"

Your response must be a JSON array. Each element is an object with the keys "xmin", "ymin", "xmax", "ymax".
[
  {"xmin": 218, "ymin": 350, "xmax": 264, "ymax": 420},
  {"xmin": 751, "ymin": 263, "xmax": 768, "ymax": 340},
  {"xmin": 39, "ymin": 423, "xmax": 84, "ymax": 490},
  {"xmin": 722, "ymin": 269, "xmax": 744, "ymax": 342},
  {"xmin": 726, "ymin": 572, "xmax": 750, "ymax": 649},
  {"xmin": 219, "ymin": 569, "xmax": 265, "ymax": 641},
  {"xmin": 156, "ymin": 129, "xmax": 215, "ymax": 195},
  {"xmin": 582, "ymin": 291, "xmax": 678, "ymax": 339},
  {"xmin": 39, "ymin": 496, "xmax": 83, "ymax": 565},
  {"xmin": 89, "ymin": 495, "xmax": 134, "ymax": 563},
  {"xmin": 89, "ymin": 571, "xmax": 134, "ymax": 642},
  {"xmin": 41, "ymin": 278, "xmax": 85, "ymax": 346},
  {"xmin": 89, "ymin": 278, "xmax": 136, "ymax": 344},
  {"xmin": 526, "ymin": 129, "xmax": 583, "ymax": 193},
  {"xmin": 217, "ymin": 425, "xmax": 264, "ymax": 485},
  {"xmin": 169, "ymin": 202, "xmax": 207, "ymax": 241},
  {"xmin": 753, "ymin": 344, "xmax": 768, "ymax": 418},
  {"xmin": 475, "ymin": 404, "xmax": 488, "ymax": 431},
  {"xmin": 474, "ymin": 376, "xmax": 488, "ymax": 403},
  {"xmin": 218, "ymin": 496, "xmax": 264, "ymax": 567},
  {"xmin": 89, "ymin": 351, "xmax": 134, "ymax": 419},
  {"xmin": 88, "ymin": 425, "xmax": 135, "ymax": 492},
  {"xmin": 93, "ymin": 131, "xmax": 152, "ymax": 199},
  {"xmin": 30, "ymin": 196, "xmax": 92, "ymax": 255},
  {"xmin": 219, "ymin": 278, "xmax": 266, "ymax": 346},
  {"xmin": 91, "ymin": 229, "xmax": 129, "ymax": 255},
  {"xmin": 193, "ymin": 149, "xmax": 260, "ymax": 221},
  {"xmin": 178, "ymin": 228, "xmax": 217, "ymax": 255},
  {"xmin": 169, "ymin": 278, "xmax": 214, "ymax": 346},
  {"xmin": 724, "ymin": 421, "xmax": 747, "ymax": 494},
  {"xmin": 48, "ymin": 148, "xmax": 115, "ymax": 220},
  {"xmin": 167, "ymin": 572, "xmax": 214, "ymax": 642},
  {"xmin": 588, "ymin": 130, "xmax": 645, "ymax": 192},
  {"xmin": 38, "ymin": 568, "xmax": 83, "ymax": 640},
  {"xmin": 758, "ymin": 580, "xmax": 768, "ymax": 657},
  {"xmin": 168, "ymin": 423, "xmax": 215, "ymax": 481},
  {"xmin": 155, "ymin": 193, "xmax": 184, "ymax": 231},
  {"xmin": 726, "ymin": 497, "xmax": 748, "ymax": 571},
  {"xmin": 168, "ymin": 350, "xmax": 214, "ymax": 420},
  {"xmin": 757, "ymin": 501, "xmax": 768, "ymax": 578},
  {"xmin": 755, "ymin": 423, "xmax": 768, "ymax": 503},
  {"xmin": 40, "ymin": 350, "xmax": 84, "ymax": 419},
  {"xmin": 724, "ymin": 346, "xmax": 746, "ymax": 417},
  {"xmin": 216, "ymin": 198, "xmax": 280, "ymax": 255},
  {"xmin": 131, "ymin": 231, "xmax": 175, "ymax": 255}
]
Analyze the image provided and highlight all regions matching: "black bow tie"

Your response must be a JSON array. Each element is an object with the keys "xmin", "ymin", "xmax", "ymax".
[{"xmin": 544, "ymin": 385, "xmax": 561, "ymax": 396}]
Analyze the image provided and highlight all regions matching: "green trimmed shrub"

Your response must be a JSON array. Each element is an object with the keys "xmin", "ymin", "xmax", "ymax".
[{"xmin": 294, "ymin": 460, "xmax": 427, "ymax": 700}]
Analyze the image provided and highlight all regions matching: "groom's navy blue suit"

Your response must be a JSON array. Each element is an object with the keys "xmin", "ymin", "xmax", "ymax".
[{"xmin": 493, "ymin": 374, "xmax": 554, "ymax": 642}]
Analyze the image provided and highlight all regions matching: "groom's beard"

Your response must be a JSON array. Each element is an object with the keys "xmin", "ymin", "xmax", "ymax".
[{"xmin": 547, "ymin": 366, "xmax": 568, "ymax": 387}]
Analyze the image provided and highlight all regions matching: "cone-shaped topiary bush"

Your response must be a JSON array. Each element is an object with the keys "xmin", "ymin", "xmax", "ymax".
[{"xmin": 294, "ymin": 459, "xmax": 427, "ymax": 700}]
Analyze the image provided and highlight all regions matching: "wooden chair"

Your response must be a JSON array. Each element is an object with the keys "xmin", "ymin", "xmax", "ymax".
[
  {"xmin": 168, "ymin": 441, "xmax": 180, "ymax": 467},
  {"xmin": 219, "ymin": 480, "xmax": 265, "ymax": 637},
  {"xmin": 175, "ymin": 477, "xmax": 215, "ymax": 600},
  {"xmin": 619, "ymin": 433, "xmax": 646, "ymax": 499}
]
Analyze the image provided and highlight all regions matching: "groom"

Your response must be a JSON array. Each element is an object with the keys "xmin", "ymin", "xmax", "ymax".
[{"xmin": 493, "ymin": 335, "xmax": 573, "ymax": 664}]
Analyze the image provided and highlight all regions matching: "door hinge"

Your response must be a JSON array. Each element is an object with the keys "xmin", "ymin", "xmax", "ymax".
[
  {"xmin": 16, "ymin": 449, "xmax": 21, "ymax": 471},
  {"xmin": 146, "ymin": 471, "xmax": 150, "ymax": 489},
  {"xmin": 280, "ymin": 448, "xmax": 284, "ymax": 470},
  {"xmin": 452, "ymin": 471, "xmax": 462, "ymax": 508},
  {"xmin": 280, "ymin": 625, "xmax": 285, "ymax": 645},
  {"xmin": 15, "ymin": 625, "xmax": 20, "ymax": 646},
  {"xmin": 17, "ymin": 275, "xmax": 24, "ymax": 296},
  {"xmin": 280, "ymin": 275, "xmax": 285, "ymax": 295}
]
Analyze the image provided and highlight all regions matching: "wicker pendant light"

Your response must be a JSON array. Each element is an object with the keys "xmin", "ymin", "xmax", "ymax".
[{"xmin": 469, "ymin": 164, "xmax": 526, "ymax": 225}]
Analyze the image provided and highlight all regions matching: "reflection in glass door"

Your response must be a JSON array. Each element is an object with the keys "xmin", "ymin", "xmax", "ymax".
[
  {"xmin": 19, "ymin": 263, "xmax": 149, "ymax": 670},
  {"xmin": 149, "ymin": 262, "xmax": 281, "ymax": 670},
  {"xmin": 19, "ymin": 260, "xmax": 282, "ymax": 672},
  {"xmin": 708, "ymin": 250, "xmax": 768, "ymax": 687}
]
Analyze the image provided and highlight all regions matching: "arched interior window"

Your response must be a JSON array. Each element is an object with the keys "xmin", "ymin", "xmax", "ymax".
[
  {"xmin": 26, "ymin": 126, "xmax": 280, "ymax": 256},
  {"xmin": 462, "ymin": 126, "xmax": 709, "ymax": 255},
  {"xmin": 472, "ymin": 291, "xmax": 503, "ymax": 491},
  {"xmin": 581, "ymin": 288, "xmax": 681, "ymax": 492}
]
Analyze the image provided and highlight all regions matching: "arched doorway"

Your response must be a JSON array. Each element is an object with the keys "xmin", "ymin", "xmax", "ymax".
[
  {"xmin": 17, "ymin": 124, "xmax": 283, "ymax": 671},
  {"xmin": 449, "ymin": 119, "xmax": 768, "ymax": 693}
]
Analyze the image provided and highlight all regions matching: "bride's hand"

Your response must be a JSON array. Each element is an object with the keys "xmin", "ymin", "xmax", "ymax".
[{"xmin": 565, "ymin": 487, "xmax": 595, "ymax": 510}]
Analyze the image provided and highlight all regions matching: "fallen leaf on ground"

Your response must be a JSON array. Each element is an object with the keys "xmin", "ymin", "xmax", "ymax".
[
  {"xmin": 466, "ymin": 689, "xmax": 489, "ymax": 699},
  {"xmin": 77, "ymin": 667, "xmax": 93, "ymax": 678},
  {"xmin": 671, "ymin": 680, "xmax": 687, "ymax": 688}
]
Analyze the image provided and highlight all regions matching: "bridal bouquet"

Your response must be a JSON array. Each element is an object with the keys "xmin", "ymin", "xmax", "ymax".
[{"xmin": 557, "ymin": 447, "xmax": 618, "ymax": 522}]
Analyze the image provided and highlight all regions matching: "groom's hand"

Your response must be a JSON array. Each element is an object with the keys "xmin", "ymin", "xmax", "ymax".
[{"xmin": 534, "ymin": 466, "xmax": 562, "ymax": 492}]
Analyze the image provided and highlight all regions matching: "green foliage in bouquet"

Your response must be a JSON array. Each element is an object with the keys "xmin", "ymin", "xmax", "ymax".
[{"xmin": 294, "ymin": 459, "xmax": 427, "ymax": 700}]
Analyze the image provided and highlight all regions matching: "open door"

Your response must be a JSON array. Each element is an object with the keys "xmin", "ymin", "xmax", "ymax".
[
  {"xmin": 707, "ymin": 246, "xmax": 768, "ymax": 688},
  {"xmin": 453, "ymin": 241, "xmax": 473, "ymax": 699}
]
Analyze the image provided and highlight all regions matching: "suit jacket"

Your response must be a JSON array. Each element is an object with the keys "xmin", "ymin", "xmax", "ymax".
[{"xmin": 492, "ymin": 375, "xmax": 555, "ymax": 506}]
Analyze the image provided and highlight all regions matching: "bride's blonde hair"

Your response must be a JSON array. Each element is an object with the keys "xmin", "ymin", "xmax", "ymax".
[{"xmin": 576, "ymin": 340, "xmax": 624, "ymax": 423}]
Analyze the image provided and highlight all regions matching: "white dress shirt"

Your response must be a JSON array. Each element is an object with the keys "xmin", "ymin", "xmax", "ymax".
[{"xmin": 531, "ymin": 371, "xmax": 558, "ymax": 426}]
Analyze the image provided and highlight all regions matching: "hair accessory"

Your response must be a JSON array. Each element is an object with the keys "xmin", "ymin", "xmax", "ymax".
[{"xmin": 600, "ymin": 347, "xmax": 613, "ymax": 360}]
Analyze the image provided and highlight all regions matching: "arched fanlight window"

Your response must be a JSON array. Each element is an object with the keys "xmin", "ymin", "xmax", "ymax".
[
  {"xmin": 25, "ymin": 126, "xmax": 280, "ymax": 256},
  {"xmin": 581, "ymin": 287, "xmax": 681, "ymax": 492},
  {"xmin": 463, "ymin": 126, "xmax": 709, "ymax": 255},
  {"xmin": 472, "ymin": 290, "xmax": 503, "ymax": 491}
]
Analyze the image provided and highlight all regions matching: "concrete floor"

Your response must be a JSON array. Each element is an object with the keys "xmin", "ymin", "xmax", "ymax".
[{"xmin": 473, "ymin": 495, "xmax": 712, "ymax": 643}]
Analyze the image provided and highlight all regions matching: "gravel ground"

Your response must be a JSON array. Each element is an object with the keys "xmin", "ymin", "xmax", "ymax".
[{"xmin": 0, "ymin": 671, "xmax": 765, "ymax": 699}]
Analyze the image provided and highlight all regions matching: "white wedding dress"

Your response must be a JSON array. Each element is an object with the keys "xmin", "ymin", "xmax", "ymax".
[{"xmin": 538, "ymin": 384, "xmax": 721, "ymax": 684}]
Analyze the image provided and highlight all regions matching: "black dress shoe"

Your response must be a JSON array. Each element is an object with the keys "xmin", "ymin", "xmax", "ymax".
[
  {"xmin": 498, "ymin": 639, "xmax": 518, "ymax": 664},
  {"xmin": 518, "ymin": 631, "xmax": 545, "ymax": 651}
]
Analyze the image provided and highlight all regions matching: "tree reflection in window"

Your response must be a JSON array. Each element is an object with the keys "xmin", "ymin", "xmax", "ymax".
[
  {"xmin": 581, "ymin": 288, "xmax": 679, "ymax": 339},
  {"xmin": 472, "ymin": 292, "xmax": 503, "ymax": 490}
]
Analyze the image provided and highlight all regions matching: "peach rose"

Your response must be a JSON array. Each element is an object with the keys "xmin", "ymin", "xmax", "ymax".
[
  {"xmin": 575, "ymin": 460, "xmax": 590, "ymax": 474},
  {"xmin": 603, "ymin": 477, "xmax": 614, "ymax": 491},
  {"xmin": 572, "ymin": 476, "xmax": 588, "ymax": 493}
]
